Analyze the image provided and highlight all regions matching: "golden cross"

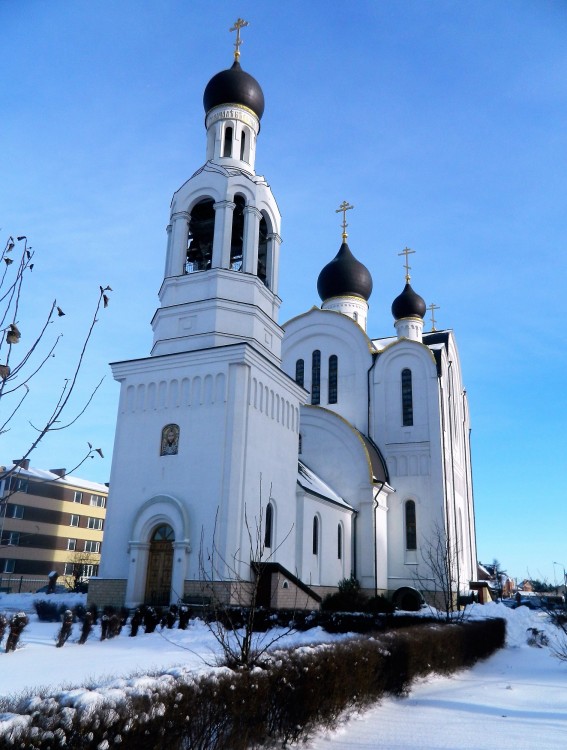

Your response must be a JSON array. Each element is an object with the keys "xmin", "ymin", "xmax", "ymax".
[
  {"xmin": 230, "ymin": 18, "xmax": 249, "ymax": 61},
  {"xmin": 398, "ymin": 246, "xmax": 415, "ymax": 283},
  {"xmin": 427, "ymin": 302, "xmax": 440, "ymax": 331},
  {"xmin": 335, "ymin": 201, "xmax": 354, "ymax": 241}
]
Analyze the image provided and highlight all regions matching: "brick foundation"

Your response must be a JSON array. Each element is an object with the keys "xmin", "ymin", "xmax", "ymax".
[{"xmin": 88, "ymin": 578, "xmax": 127, "ymax": 609}]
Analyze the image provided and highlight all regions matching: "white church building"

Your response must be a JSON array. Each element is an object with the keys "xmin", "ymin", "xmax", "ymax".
[{"xmin": 91, "ymin": 30, "xmax": 477, "ymax": 612}]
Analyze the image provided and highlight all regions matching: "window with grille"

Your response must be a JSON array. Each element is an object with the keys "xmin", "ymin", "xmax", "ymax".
[
  {"xmin": 311, "ymin": 350, "xmax": 321, "ymax": 405},
  {"xmin": 295, "ymin": 359, "xmax": 304, "ymax": 387},
  {"xmin": 401, "ymin": 368, "xmax": 413, "ymax": 426},
  {"xmin": 328, "ymin": 355, "xmax": 338, "ymax": 404},
  {"xmin": 405, "ymin": 500, "xmax": 417, "ymax": 550}
]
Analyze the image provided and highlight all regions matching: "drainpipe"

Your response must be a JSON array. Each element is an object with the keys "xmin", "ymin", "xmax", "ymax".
[
  {"xmin": 352, "ymin": 509, "xmax": 359, "ymax": 580},
  {"xmin": 373, "ymin": 481, "xmax": 385, "ymax": 598},
  {"xmin": 462, "ymin": 390, "xmax": 478, "ymax": 581},
  {"xmin": 447, "ymin": 361, "xmax": 460, "ymax": 599}
]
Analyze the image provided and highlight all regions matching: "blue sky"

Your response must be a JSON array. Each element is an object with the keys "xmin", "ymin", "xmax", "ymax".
[{"xmin": 1, "ymin": 1, "xmax": 566, "ymax": 584}]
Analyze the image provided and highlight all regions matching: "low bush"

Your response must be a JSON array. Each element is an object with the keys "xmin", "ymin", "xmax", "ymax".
[
  {"xmin": 0, "ymin": 617, "xmax": 505, "ymax": 749},
  {"xmin": 33, "ymin": 600, "xmax": 65, "ymax": 622}
]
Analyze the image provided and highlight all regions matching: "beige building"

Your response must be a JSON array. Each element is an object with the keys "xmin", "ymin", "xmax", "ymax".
[{"xmin": 0, "ymin": 460, "xmax": 108, "ymax": 592}]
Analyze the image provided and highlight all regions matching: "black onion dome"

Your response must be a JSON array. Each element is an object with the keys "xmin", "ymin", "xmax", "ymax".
[
  {"xmin": 317, "ymin": 242, "xmax": 373, "ymax": 302},
  {"xmin": 203, "ymin": 60, "xmax": 265, "ymax": 120},
  {"xmin": 391, "ymin": 283, "xmax": 426, "ymax": 320}
]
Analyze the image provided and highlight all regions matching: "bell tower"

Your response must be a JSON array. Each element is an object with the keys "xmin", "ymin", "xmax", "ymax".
[
  {"xmin": 96, "ymin": 22, "xmax": 304, "ymax": 609},
  {"xmin": 153, "ymin": 20, "xmax": 283, "ymax": 365}
]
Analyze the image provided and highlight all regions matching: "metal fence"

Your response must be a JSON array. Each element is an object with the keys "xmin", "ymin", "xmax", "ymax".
[{"xmin": 0, "ymin": 575, "xmax": 50, "ymax": 594}]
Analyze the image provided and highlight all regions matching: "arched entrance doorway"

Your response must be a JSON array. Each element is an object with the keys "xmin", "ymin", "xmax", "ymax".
[{"xmin": 145, "ymin": 524, "xmax": 174, "ymax": 605}]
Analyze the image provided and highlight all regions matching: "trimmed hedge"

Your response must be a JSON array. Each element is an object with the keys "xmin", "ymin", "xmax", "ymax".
[{"xmin": 0, "ymin": 618, "xmax": 505, "ymax": 749}]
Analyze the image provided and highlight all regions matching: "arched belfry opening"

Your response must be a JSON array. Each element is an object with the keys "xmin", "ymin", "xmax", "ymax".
[
  {"xmin": 145, "ymin": 523, "xmax": 175, "ymax": 606},
  {"xmin": 230, "ymin": 195, "xmax": 245, "ymax": 270},
  {"xmin": 186, "ymin": 199, "xmax": 215, "ymax": 273},
  {"xmin": 258, "ymin": 214, "xmax": 268, "ymax": 285}
]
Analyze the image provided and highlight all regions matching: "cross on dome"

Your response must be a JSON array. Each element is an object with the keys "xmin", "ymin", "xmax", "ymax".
[
  {"xmin": 427, "ymin": 302, "xmax": 440, "ymax": 331},
  {"xmin": 230, "ymin": 17, "xmax": 249, "ymax": 61},
  {"xmin": 398, "ymin": 246, "xmax": 415, "ymax": 283},
  {"xmin": 335, "ymin": 201, "xmax": 354, "ymax": 241}
]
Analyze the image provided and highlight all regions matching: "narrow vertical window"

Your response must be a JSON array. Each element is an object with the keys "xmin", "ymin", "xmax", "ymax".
[
  {"xmin": 230, "ymin": 195, "xmax": 245, "ymax": 270},
  {"xmin": 240, "ymin": 130, "xmax": 246, "ymax": 160},
  {"xmin": 298, "ymin": 433, "xmax": 302, "ymax": 455},
  {"xmin": 223, "ymin": 126, "xmax": 233, "ymax": 157},
  {"xmin": 257, "ymin": 215, "xmax": 268, "ymax": 283},
  {"xmin": 337, "ymin": 524, "xmax": 342, "ymax": 559},
  {"xmin": 264, "ymin": 503, "xmax": 273, "ymax": 548},
  {"xmin": 328, "ymin": 355, "xmax": 338, "ymax": 404},
  {"xmin": 312, "ymin": 516, "xmax": 319, "ymax": 555},
  {"xmin": 405, "ymin": 500, "xmax": 417, "ymax": 550},
  {"xmin": 401, "ymin": 368, "xmax": 413, "ymax": 426},
  {"xmin": 311, "ymin": 350, "xmax": 321, "ymax": 405},
  {"xmin": 295, "ymin": 359, "xmax": 304, "ymax": 387}
]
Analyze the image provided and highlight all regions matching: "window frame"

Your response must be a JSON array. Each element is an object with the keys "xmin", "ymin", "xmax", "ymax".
[
  {"xmin": 11, "ymin": 504, "xmax": 24, "ymax": 520},
  {"xmin": 405, "ymin": 500, "xmax": 417, "ymax": 551},
  {"xmin": 89, "ymin": 494, "xmax": 106, "ymax": 508},
  {"xmin": 87, "ymin": 517, "xmax": 103, "ymax": 531},
  {"xmin": 69, "ymin": 514, "xmax": 80, "ymax": 528},
  {"xmin": 295, "ymin": 359, "xmax": 304, "ymax": 388},
  {"xmin": 401, "ymin": 368, "xmax": 414, "ymax": 426},
  {"xmin": 264, "ymin": 503, "xmax": 273, "ymax": 549},
  {"xmin": 311, "ymin": 350, "xmax": 321, "ymax": 405},
  {"xmin": 328, "ymin": 354, "xmax": 338, "ymax": 404},
  {"xmin": 312, "ymin": 515, "xmax": 319, "ymax": 555}
]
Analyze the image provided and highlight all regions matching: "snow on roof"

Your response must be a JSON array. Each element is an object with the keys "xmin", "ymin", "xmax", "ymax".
[
  {"xmin": 371, "ymin": 335, "xmax": 397, "ymax": 351},
  {"xmin": 297, "ymin": 461, "xmax": 352, "ymax": 509},
  {"xmin": 1, "ymin": 464, "xmax": 108, "ymax": 493}
]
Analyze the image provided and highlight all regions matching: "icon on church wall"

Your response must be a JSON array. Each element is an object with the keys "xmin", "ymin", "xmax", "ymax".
[{"xmin": 160, "ymin": 424, "xmax": 180, "ymax": 456}]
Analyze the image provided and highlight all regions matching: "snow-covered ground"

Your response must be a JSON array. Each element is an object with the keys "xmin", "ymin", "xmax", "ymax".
[{"xmin": 0, "ymin": 593, "xmax": 565, "ymax": 749}]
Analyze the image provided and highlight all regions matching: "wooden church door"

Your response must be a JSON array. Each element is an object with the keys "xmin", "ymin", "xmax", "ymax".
[{"xmin": 145, "ymin": 524, "xmax": 174, "ymax": 606}]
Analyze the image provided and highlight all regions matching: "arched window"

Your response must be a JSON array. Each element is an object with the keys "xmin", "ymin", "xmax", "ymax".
[
  {"xmin": 401, "ymin": 368, "xmax": 413, "ymax": 426},
  {"xmin": 312, "ymin": 516, "xmax": 319, "ymax": 555},
  {"xmin": 223, "ymin": 126, "xmax": 233, "ymax": 157},
  {"xmin": 328, "ymin": 355, "xmax": 338, "ymax": 404},
  {"xmin": 264, "ymin": 503, "xmax": 273, "ymax": 548},
  {"xmin": 240, "ymin": 130, "xmax": 246, "ymax": 161},
  {"xmin": 152, "ymin": 524, "xmax": 175, "ymax": 542},
  {"xmin": 186, "ymin": 199, "xmax": 215, "ymax": 273},
  {"xmin": 295, "ymin": 359, "xmax": 304, "ymax": 387},
  {"xmin": 337, "ymin": 523, "xmax": 343, "ymax": 560},
  {"xmin": 405, "ymin": 500, "xmax": 417, "ymax": 550},
  {"xmin": 311, "ymin": 350, "xmax": 321, "ymax": 405},
  {"xmin": 230, "ymin": 195, "xmax": 245, "ymax": 270},
  {"xmin": 257, "ymin": 215, "xmax": 268, "ymax": 284}
]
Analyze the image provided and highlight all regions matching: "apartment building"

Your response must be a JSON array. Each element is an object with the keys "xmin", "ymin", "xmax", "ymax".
[{"xmin": 0, "ymin": 460, "xmax": 108, "ymax": 591}]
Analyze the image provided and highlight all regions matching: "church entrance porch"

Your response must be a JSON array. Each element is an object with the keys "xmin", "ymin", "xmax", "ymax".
[{"xmin": 145, "ymin": 524, "xmax": 174, "ymax": 606}]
